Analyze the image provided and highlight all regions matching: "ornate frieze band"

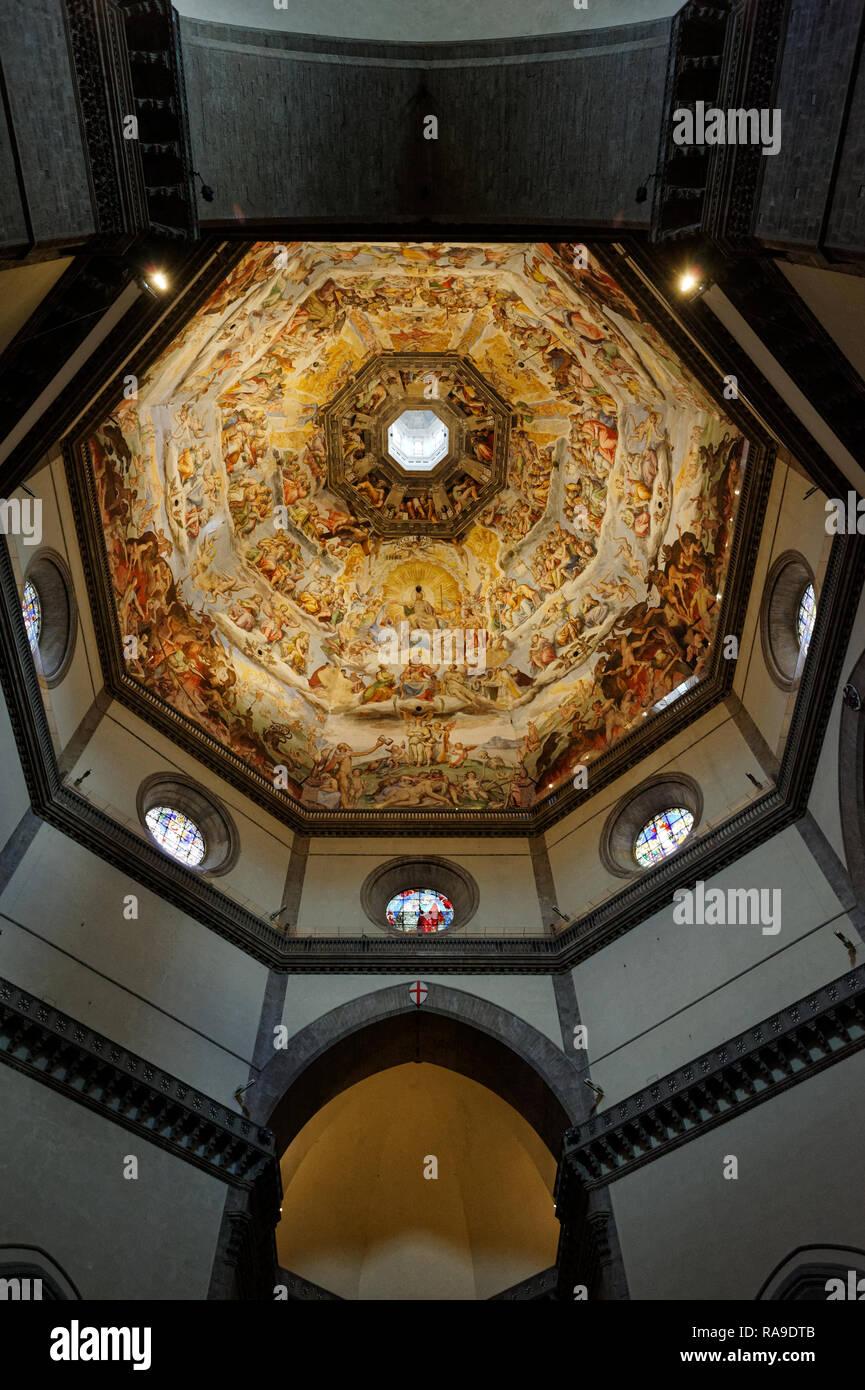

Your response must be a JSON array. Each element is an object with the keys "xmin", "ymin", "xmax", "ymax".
[
  {"xmin": 0, "ymin": 974, "xmax": 279, "ymax": 1200},
  {"xmin": 559, "ymin": 967, "xmax": 865, "ymax": 1188}
]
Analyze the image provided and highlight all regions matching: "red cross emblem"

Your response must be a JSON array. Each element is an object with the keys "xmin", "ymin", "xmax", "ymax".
[{"xmin": 409, "ymin": 980, "xmax": 428, "ymax": 1007}]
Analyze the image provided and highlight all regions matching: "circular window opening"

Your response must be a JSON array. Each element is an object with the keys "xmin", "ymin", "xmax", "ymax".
[
  {"xmin": 21, "ymin": 551, "xmax": 78, "ymax": 686},
  {"xmin": 145, "ymin": 805, "xmax": 206, "ymax": 866},
  {"xmin": 600, "ymin": 772, "xmax": 703, "ymax": 878},
  {"xmin": 634, "ymin": 806, "xmax": 695, "ymax": 868},
  {"xmin": 362, "ymin": 856, "xmax": 478, "ymax": 934},
  {"xmin": 760, "ymin": 551, "xmax": 816, "ymax": 691},
  {"xmin": 387, "ymin": 410, "xmax": 450, "ymax": 472},
  {"xmin": 137, "ymin": 773, "xmax": 238, "ymax": 875},
  {"xmin": 796, "ymin": 582, "xmax": 816, "ymax": 654},
  {"xmin": 385, "ymin": 887, "xmax": 454, "ymax": 933},
  {"xmin": 22, "ymin": 579, "xmax": 41, "ymax": 652}
]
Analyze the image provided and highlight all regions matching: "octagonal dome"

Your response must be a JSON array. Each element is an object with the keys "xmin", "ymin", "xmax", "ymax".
[{"xmin": 84, "ymin": 240, "xmax": 747, "ymax": 825}]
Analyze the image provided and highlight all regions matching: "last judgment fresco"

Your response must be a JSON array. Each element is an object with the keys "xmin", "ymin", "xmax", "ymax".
[{"xmin": 89, "ymin": 241, "xmax": 745, "ymax": 814}]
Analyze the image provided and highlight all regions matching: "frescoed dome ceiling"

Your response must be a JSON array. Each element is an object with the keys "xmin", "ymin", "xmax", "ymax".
[{"xmin": 86, "ymin": 241, "xmax": 745, "ymax": 822}]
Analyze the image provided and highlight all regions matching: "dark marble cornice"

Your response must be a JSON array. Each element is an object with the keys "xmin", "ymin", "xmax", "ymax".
[
  {"xmin": 0, "ymin": 974, "xmax": 279, "ymax": 1196},
  {"xmin": 557, "ymin": 966, "xmax": 865, "ymax": 1189},
  {"xmin": 0, "ymin": 971, "xmax": 281, "ymax": 1299},
  {"xmin": 490, "ymin": 1265, "xmax": 558, "ymax": 1300},
  {"xmin": 276, "ymin": 1267, "xmax": 341, "ymax": 1300}
]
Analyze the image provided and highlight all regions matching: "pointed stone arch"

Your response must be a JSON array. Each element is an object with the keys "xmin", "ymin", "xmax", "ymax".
[{"xmin": 251, "ymin": 980, "xmax": 580, "ymax": 1157}]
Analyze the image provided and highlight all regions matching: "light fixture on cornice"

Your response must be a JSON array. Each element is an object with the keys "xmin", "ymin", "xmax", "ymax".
[
  {"xmin": 634, "ymin": 170, "xmax": 658, "ymax": 204},
  {"xmin": 140, "ymin": 267, "xmax": 170, "ymax": 297},
  {"xmin": 678, "ymin": 269, "xmax": 701, "ymax": 296}
]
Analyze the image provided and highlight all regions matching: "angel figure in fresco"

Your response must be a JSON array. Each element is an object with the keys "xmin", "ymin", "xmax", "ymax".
[
  {"xmin": 627, "ymin": 408, "xmax": 664, "ymax": 450},
  {"xmin": 280, "ymin": 632, "xmax": 310, "ymax": 676},
  {"xmin": 529, "ymin": 631, "xmax": 557, "ymax": 672},
  {"xmin": 447, "ymin": 741, "xmax": 478, "ymax": 769}
]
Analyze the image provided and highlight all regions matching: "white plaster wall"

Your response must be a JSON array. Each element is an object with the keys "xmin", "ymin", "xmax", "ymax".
[
  {"xmin": 7, "ymin": 456, "xmax": 100, "ymax": 753},
  {"xmin": 65, "ymin": 706, "xmax": 293, "ymax": 921},
  {"xmin": 610, "ymin": 1046, "xmax": 865, "ymax": 1299},
  {"xmin": 736, "ymin": 459, "xmax": 833, "ymax": 762},
  {"xmin": 572, "ymin": 825, "xmax": 852, "ymax": 1104},
  {"xmin": 547, "ymin": 707, "xmax": 762, "ymax": 918},
  {"xmin": 0, "ymin": 825, "xmax": 266, "ymax": 1101},
  {"xmin": 806, "ymin": 576, "xmax": 865, "ymax": 868},
  {"xmin": 0, "ymin": 1066, "xmax": 227, "ymax": 1299},
  {"xmin": 0, "ymin": 687, "xmax": 32, "ymax": 848},
  {"xmin": 298, "ymin": 836, "xmax": 542, "ymax": 936},
  {"xmin": 280, "ymin": 973, "xmax": 563, "ymax": 1049}
]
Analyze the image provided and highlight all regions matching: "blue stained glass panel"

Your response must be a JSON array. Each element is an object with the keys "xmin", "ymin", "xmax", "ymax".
[
  {"xmin": 385, "ymin": 888, "xmax": 454, "ymax": 933},
  {"xmin": 634, "ymin": 806, "xmax": 694, "ymax": 868},
  {"xmin": 22, "ymin": 580, "xmax": 41, "ymax": 652},
  {"xmin": 796, "ymin": 583, "xmax": 816, "ymax": 654},
  {"xmin": 145, "ymin": 805, "xmax": 206, "ymax": 866}
]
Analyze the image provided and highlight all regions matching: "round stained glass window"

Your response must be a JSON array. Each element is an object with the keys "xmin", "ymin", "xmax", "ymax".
[
  {"xmin": 386, "ymin": 888, "xmax": 454, "ymax": 933},
  {"xmin": 145, "ymin": 805, "xmax": 206, "ymax": 866},
  {"xmin": 633, "ymin": 806, "xmax": 694, "ymax": 868},
  {"xmin": 796, "ymin": 582, "xmax": 816, "ymax": 654},
  {"xmin": 22, "ymin": 579, "xmax": 41, "ymax": 652}
]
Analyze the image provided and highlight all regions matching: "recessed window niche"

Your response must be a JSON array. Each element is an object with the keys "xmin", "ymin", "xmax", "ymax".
[
  {"xmin": 136, "ymin": 773, "xmax": 239, "ymax": 876},
  {"xmin": 600, "ymin": 773, "xmax": 703, "ymax": 878},
  {"xmin": 760, "ymin": 551, "xmax": 817, "ymax": 692},
  {"xmin": 22, "ymin": 549, "xmax": 78, "ymax": 687},
  {"xmin": 361, "ymin": 857, "xmax": 478, "ymax": 935}
]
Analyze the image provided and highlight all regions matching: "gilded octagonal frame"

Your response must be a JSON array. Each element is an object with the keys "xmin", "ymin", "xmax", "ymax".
[{"xmin": 323, "ymin": 350, "xmax": 512, "ymax": 538}]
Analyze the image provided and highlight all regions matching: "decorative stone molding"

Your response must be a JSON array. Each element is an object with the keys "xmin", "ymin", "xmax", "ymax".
[
  {"xmin": 62, "ymin": 0, "xmax": 148, "ymax": 237},
  {"xmin": 651, "ymin": 0, "xmax": 790, "ymax": 247},
  {"xmin": 252, "ymin": 980, "xmax": 580, "ymax": 1153},
  {"xmin": 490, "ymin": 1265, "xmax": 558, "ymax": 1300},
  {"xmin": 0, "ymin": 972, "xmax": 281, "ymax": 1301},
  {"xmin": 0, "ymin": 974, "xmax": 279, "ymax": 1194},
  {"xmin": 559, "ymin": 967, "xmax": 865, "ymax": 1188},
  {"xmin": 61, "ymin": 0, "xmax": 197, "ymax": 241},
  {"xmin": 839, "ymin": 644, "xmax": 865, "ymax": 922},
  {"xmin": 0, "ymin": 1248, "xmax": 81, "ymax": 1300},
  {"xmin": 755, "ymin": 1245, "xmax": 865, "ymax": 1300},
  {"xmin": 275, "ymin": 1267, "xmax": 341, "ymax": 1301}
]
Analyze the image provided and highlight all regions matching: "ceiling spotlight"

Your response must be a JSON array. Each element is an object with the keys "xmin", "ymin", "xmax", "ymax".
[
  {"xmin": 678, "ymin": 270, "xmax": 700, "ymax": 295},
  {"xmin": 140, "ymin": 268, "xmax": 170, "ymax": 297}
]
